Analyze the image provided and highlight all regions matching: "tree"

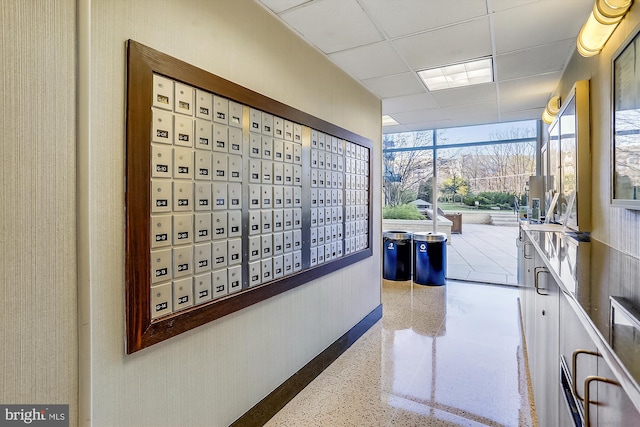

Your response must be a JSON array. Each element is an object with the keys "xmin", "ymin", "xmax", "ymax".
[
  {"xmin": 457, "ymin": 129, "xmax": 536, "ymax": 196},
  {"xmin": 440, "ymin": 174, "xmax": 469, "ymax": 202},
  {"xmin": 417, "ymin": 177, "xmax": 433, "ymax": 203},
  {"xmin": 460, "ymin": 147, "xmax": 484, "ymax": 194},
  {"xmin": 384, "ymin": 123, "xmax": 537, "ymax": 203},
  {"xmin": 383, "ymin": 131, "xmax": 433, "ymax": 206},
  {"xmin": 483, "ymin": 143, "xmax": 511, "ymax": 191},
  {"xmin": 486, "ymin": 127, "xmax": 536, "ymax": 196},
  {"xmin": 432, "ymin": 145, "xmax": 463, "ymax": 202}
]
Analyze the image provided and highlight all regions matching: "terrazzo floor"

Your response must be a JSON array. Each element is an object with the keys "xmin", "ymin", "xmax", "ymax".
[{"xmin": 265, "ymin": 279, "xmax": 535, "ymax": 426}]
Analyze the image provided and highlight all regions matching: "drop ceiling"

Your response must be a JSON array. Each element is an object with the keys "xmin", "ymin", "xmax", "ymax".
[{"xmin": 255, "ymin": 0, "xmax": 594, "ymax": 133}]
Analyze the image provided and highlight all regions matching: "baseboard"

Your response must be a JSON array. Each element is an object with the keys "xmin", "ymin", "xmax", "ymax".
[{"xmin": 230, "ymin": 304, "xmax": 383, "ymax": 426}]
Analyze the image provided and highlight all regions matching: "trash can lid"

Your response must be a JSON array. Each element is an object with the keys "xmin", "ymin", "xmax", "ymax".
[
  {"xmin": 383, "ymin": 231, "xmax": 412, "ymax": 240},
  {"xmin": 413, "ymin": 232, "xmax": 447, "ymax": 242}
]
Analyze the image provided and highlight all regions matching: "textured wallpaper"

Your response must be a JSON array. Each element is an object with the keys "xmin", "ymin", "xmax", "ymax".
[{"xmin": 1, "ymin": 0, "xmax": 78, "ymax": 425}]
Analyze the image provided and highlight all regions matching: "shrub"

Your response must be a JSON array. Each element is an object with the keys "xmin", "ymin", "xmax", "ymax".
[
  {"xmin": 477, "ymin": 196, "xmax": 492, "ymax": 206},
  {"xmin": 478, "ymin": 192, "xmax": 515, "ymax": 206},
  {"xmin": 463, "ymin": 195, "xmax": 477, "ymax": 207},
  {"xmin": 383, "ymin": 204, "xmax": 425, "ymax": 220},
  {"xmin": 462, "ymin": 192, "xmax": 520, "ymax": 209}
]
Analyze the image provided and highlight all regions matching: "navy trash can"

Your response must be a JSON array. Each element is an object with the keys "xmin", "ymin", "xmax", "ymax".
[
  {"xmin": 383, "ymin": 231, "xmax": 413, "ymax": 281},
  {"xmin": 413, "ymin": 232, "xmax": 447, "ymax": 286}
]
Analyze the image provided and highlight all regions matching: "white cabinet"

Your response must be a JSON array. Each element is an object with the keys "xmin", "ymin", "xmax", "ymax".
[
  {"xmin": 596, "ymin": 360, "xmax": 640, "ymax": 426},
  {"xmin": 558, "ymin": 291, "xmax": 598, "ymax": 426},
  {"xmin": 532, "ymin": 267, "xmax": 560, "ymax": 427},
  {"xmin": 520, "ymin": 227, "xmax": 640, "ymax": 426},
  {"xmin": 519, "ymin": 231, "xmax": 559, "ymax": 427},
  {"xmin": 518, "ymin": 231, "xmax": 536, "ymax": 349},
  {"xmin": 560, "ymin": 293, "xmax": 640, "ymax": 426}
]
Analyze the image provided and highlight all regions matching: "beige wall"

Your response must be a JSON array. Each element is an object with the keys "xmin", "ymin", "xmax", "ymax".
[
  {"xmin": 553, "ymin": 5, "xmax": 640, "ymax": 257},
  {"xmin": 16, "ymin": 0, "xmax": 640, "ymax": 425},
  {"xmin": 0, "ymin": 0, "xmax": 78, "ymax": 424},
  {"xmin": 83, "ymin": 1, "xmax": 381, "ymax": 426}
]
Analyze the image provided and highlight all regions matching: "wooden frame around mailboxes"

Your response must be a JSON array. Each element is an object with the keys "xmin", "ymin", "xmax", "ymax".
[{"xmin": 125, "ymin": 40, "xmax": 373, "ymax": 354}]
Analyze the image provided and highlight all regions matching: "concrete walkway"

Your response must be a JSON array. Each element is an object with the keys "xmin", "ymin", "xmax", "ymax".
[{"xmin": 447, "ymin": 223, "xmax": 519, "ymax": 285}]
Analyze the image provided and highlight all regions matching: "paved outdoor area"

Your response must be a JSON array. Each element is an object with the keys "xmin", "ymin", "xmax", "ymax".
[{"xmin": 447, "ymin": 223, "xmax": 519, "ymax": 285}]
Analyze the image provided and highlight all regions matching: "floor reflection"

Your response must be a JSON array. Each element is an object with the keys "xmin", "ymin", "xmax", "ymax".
[
  {"xmin": 266, "ymin": 280, "xmax": 534, "ymax": 427},
  {"xmin": 384, "ymin": 281, "xmax": 529, "ymax": 426}
]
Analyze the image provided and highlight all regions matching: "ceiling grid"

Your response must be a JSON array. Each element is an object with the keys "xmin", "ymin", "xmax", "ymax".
[{"xmin": 256, "ymin": 0, "xmax": 593, "ymax": 132}]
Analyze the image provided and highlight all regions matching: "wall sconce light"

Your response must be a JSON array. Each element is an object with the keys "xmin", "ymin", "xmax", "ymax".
[
  {"xmin": 542, "ymin": 96, "xmax": 561, "ymax": 124},
  {"xmin": 577, "ymin": 0, "xmax": 633, "ymax": 57}
]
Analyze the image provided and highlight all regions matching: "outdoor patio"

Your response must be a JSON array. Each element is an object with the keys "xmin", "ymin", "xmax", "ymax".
[{"xmin": 447, "ymin": 223, "xmax": 519, "ymax": 285}]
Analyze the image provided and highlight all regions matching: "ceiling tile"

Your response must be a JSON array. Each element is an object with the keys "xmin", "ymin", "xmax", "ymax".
[
  {"xmin": 329, "ymin": 42, "xmax": 409, "ymax": 80},
  {"xmin": 498, "ymin": 72, "xmax": 562, "ymax": 99},
  {"xmin": 441, "ymin": 101, "xmax": 499, "ymax": 123},
  {"xmin": 406, "ymin": 120, "xmax": 454, "ymax": 131},
  {"xmin": 452, "ymin": 114, "xmax": 500, "ymax": 127},
  {"xmin": 362, "ymin": 72, "xmax": 425, "ymax": 98},
  {"xmin": 392, "ymin": 108, "xmax": 450, "ymax": 125},
  {"xmin": 360, "ymin": 0, "xmax": 487, "ymax": 39},
  {"xmin": 495, "ymin": 39, "xmax": 575, "ymax": 81},
  {"xmin": 279, "ymin": 0, "xmax": 384, "ymax": 53},
  {"xmin": 258, "ymin": 0, "xmax": 311, "ymax": 14},
  {"xmin": 382, "ymin": 124, "xmax": 411, "ymax": 133},
  {"xmin": 489, "ymin": 0, "xmax": 539, "ymax": 13},
  {"xmin": 499, "ymin": 108, "xmax": 545, "ymax": 122},
  {"xmin": 255, "ymin": 0, "xmax": 591, "ymax": 130},
  {"xmin": 382, "ymin": 93, "xmax": 440, "ymax": 114},
  {"xmin": 499, "ymin": 93, "xmax": 549, "ymax": 112},
  {"xmin": 492, "ymin": 0, "xmax": 593, "ymax": 53},
  {"xmin": 392, "ymin": 17, "xmax": 492, "ymax": 70},
  {"xmin": 429, "ymin": 83, "xmax": 497, "ymax": 108}
]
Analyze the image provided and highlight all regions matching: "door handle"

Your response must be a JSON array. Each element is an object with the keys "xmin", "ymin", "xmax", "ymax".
[
  {"xmin": 584, "ymin": 375, "xmax": 619, "ymax": 427},
  {"xmin": 571, "ymin": 349, "xmax": 600, "ymax": 402},
  {"xmin": 534, "ymin": 266, "xmax": 549, "ymax": 295},
  {"xmin": 524, "ymin": 241, "xmax": 533, "ymax": 259}
]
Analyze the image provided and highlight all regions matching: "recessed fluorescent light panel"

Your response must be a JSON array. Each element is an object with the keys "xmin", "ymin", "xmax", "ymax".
[
  {"xmin": 418, "ymin": 58, "xmax": 493, "ymax": 91},
  {"xmin": 382, "ymin": 115, "xmax": 399, "ymax": 126}
]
